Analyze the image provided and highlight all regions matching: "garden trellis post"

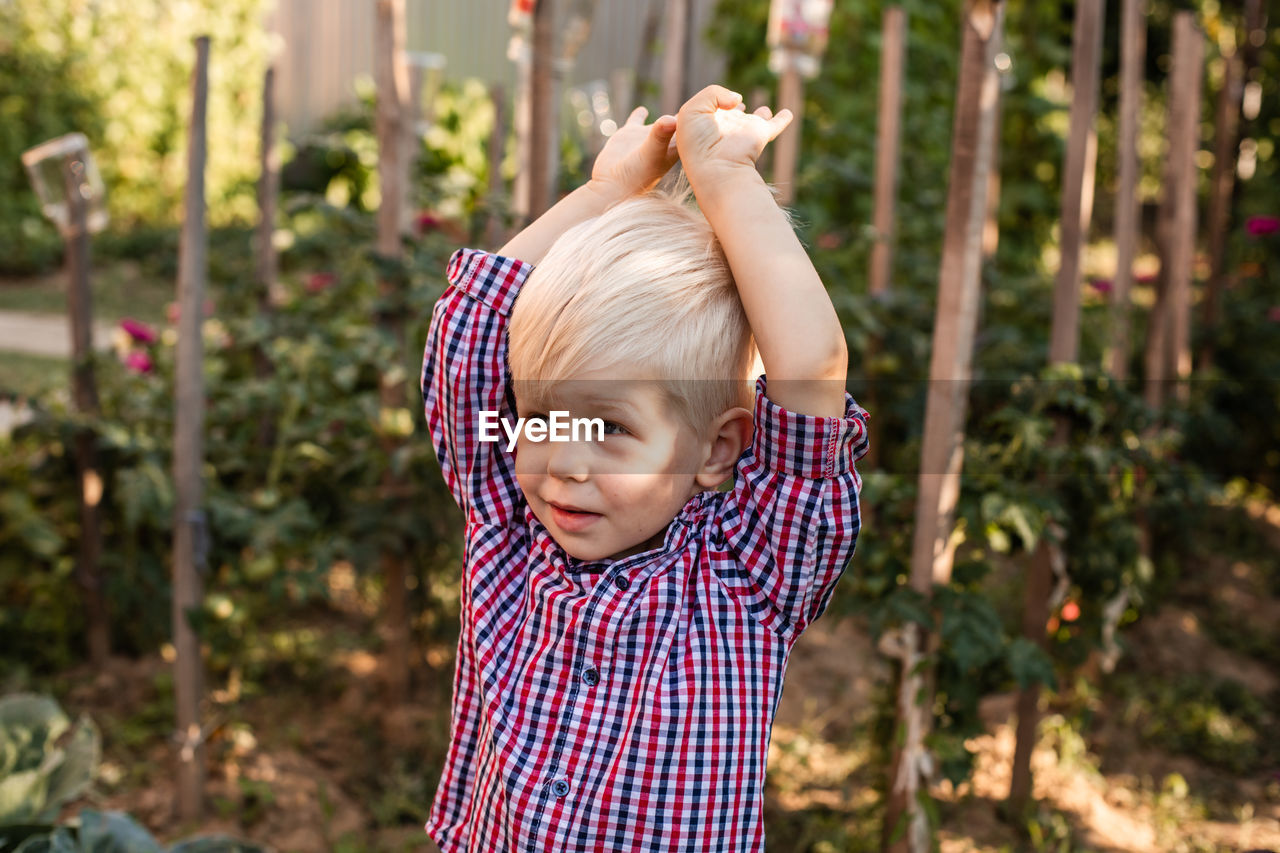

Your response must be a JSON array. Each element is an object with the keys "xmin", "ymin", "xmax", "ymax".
[
  {"xmin": 1199, "ymin": 25, "xmax": 1244, "ymax": 375},
  {"xmin": 862, "ymin": 4, "xmax": 908, "ymax": 475},
  {"xmin": 20, "ymin": 132, "xmax": 110, "ymax": 668},
  {"xmin": 869, "ymin": 6, "xmax": 906, "ymax": 300},
  {"xmin": 254, "ymin": 60, "xmax": 280, "ymax": 450},
  {"xmin": 1107, "ymin": 0, "xmax": 1145, "ymax": 381},
  {"xmin": 486, "ymin": 83, "xmax": 509, "ymax": 248},
  {"xmin": 767, "ymin": 0, "xmax": 833, "ymax": 206},
  {"xmin": 660, "ymin": 0, "xmax": 693, "ymax": 116},
  {"xmin": 1009, "ymin": 0, "xmax": 1105, "ymax": 817},
  {"xmin": 883, "ymin": 4, "xmax": 1003, "ymax": 851},
  {"xmin": 173, "ymin": 34, "xmax": 211, "ymax": 821},
  {"xmin": 1144, "ymin": 13, "xmax": 1203, "ymax": 409},
  {"xmin": 374, "ymin": 0, "xmax": 413, "ymax": 709},
  {"xmin": 527, "ymin": 0, "xmax": 555, "ymax": 220}
]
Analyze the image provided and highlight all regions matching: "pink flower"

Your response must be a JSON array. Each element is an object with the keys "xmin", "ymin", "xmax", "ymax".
[
  {"xmin": 1134, "ymin": 271, "xmax": 1158, "ymax": 284},
  {"xmin": 1267, "ymin": 306, "xmax": 1280, "ymax": 323},
  {"xmin": 1088, "ymin": 278, "xmax": 1113, "ymax": 294},
  {"xmin": 124, "ymin": 350, "xmax": 154, "ymax": 374},
  {"xmin": 120, "ymin": 317, "xmax": 159, "ymax": 345},
  {"xmin": 415, "ymin": 212, "xmax": 442, "ymax": 234},
  {"xmin": 165, "ymin": 299, "xmax": 216, "ymax": 323},
  {"xmin": 816, "ymin": 232, "xmax": 843, "ymax": 250},
  {"xmin": 1246, "ymin": 215, "xmax": 1280, "ymax": 238},
  {"xmin": 306, "ymin": 272, "xmax": 337, "ymax": 293}
]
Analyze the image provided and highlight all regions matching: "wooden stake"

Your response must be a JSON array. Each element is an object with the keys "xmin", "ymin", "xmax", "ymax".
[
  {"xmin": 485, "ymin": 83, "xmax": 509, "ymax": 248},
  {"xmin": 660, "ymin": 0, "xmax": 690, "ymax": 116},
  {"xmin": 1107, "ymin": 0, "xmax": 1145, "ymax": 381},
  {"xmin": 1009, "ymin": 0, "xmax": 1105, "ymax": 817},
  {"xmin": 1047, "ymin": 0, "xmax": 1105, "ymax": 367},
  {"xmin": 63, "ymin": 154, "xmax": 108, "ymax": 667},
  {"xmin": 1165, "ymin": 13, "xmax": 1204, "ymax": 404},
  {"xmin": 527, "ymin": 0, "xmax": 555, "ymax": 220},
  {"xmin": 862, "ymin": 5, "xmax": 908, "ymax": 475},
  {"xmin": 173, "ymin": 34, "xmax": 210, "ymax": 822},
  {"xmin": 870, "ymin": 6, "xmax": 907, "ymax": 298},
  {"xmin": 374, "ymin": 0, "xmax": 411, "ymax": 708},
  {"xmin": 1198, "ymin": 42, "xmax": 1242, "ymax": 375},
  {"xmin": 773, "ymin": 62, "xmax": 804, "ymax": 206},
  {"xmin": 883, "ymin": 5, "xmax": 1003, "ymax": 851}
]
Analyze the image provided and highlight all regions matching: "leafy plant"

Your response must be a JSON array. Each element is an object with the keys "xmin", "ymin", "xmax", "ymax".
[
  {"xmin": 0, "ymin": 694, "xmax": 98, "ymax": 826},
  {"xmin": 11, "ymin": 809, "xmax": 262, "ymax": 853}
]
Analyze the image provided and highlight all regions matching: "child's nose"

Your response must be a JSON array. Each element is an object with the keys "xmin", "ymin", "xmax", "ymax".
[{"xmin": 546, "ymin": 438, "xmax": 590, "ymax": 482}]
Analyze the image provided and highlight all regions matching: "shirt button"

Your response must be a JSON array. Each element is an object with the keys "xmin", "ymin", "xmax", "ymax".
[
  {"xmin": 582, "ymin": 665, "xmax": 600, "ymax": 686},
  {"xmin": 613, "ymin": 574, "xmax": 630, "ymax": 590},
  {"xmin": 550, "ymin": 778, "xmax": 570, "ymax": 798}
]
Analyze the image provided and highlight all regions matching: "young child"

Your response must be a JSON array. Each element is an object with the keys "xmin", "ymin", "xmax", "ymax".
[{"xmin": 421, "ymin": 85, "xmax": 870, "ymax": 852}]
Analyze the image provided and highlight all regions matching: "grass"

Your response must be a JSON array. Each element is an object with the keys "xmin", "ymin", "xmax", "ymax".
[
  {"xmin": 0, "ymin": 351, "xmax": 69, "ymax": 398},
  {"xmin": 0, "ymin": 258, "xmax": 173, "ymax": 325}
]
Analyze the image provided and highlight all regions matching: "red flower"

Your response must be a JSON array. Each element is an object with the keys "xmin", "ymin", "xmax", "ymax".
[
  {"xmin": 306, "ymin": 272, "xmax": 337, "ymax": 293},
  {"xmin": 415, "ymin": 212, "xmax": 442, "ymax": 235},
  {"xmin": 1134, "ymin": 271, "xmax": 1158, "ymax": 284},
  {"xmin": 1061, "ymin": 601, "xmax": 1081, "ymax": 622},
  {"xmin": 1088, "ymin": 278, "xmax": 1113, "ymax": 294},
  {"xmin": 1267, "ymin": 306, "xmax": 1280, "ymax": 323},
  {"xmin": 120, "ymin": 317, "xmax": 159, "ymax": 345},
  {"xmin": 1246, "ymin": 215, "xmax": 1280, "ymax": 238},
  {"xmin": 124, "ymin": 350, "xmax": 154, "ymax": 374}
]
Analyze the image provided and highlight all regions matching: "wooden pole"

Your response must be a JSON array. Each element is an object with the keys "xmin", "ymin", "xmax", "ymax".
[
  {"xmin": 485, "ymin": 83, "xmax": 509, "ymax": 248},
  {"xmin": 660, "ymin": 0, "xmax": 690, "ymax": 117},
  {"xmin": 1046, "ymin": 0, "xmax": 1104, "ymax": 367},
  {"xmin": 1107, "ymin": 0, "xmax": 1145, "ymax": 381},
  {"xmin": 527, "ymin": 0, "xmax": 555, "ymax": 221},
  {"xmin": 1166, "ymin": 13, "xmax": 1204, "ymax": 404},
  {"xmin": 254, "ymin": 63, "xmax": 280, "ymax": 440},
  {"xmin": 773, "ymin": 62, "xmax": 804, "ymax": 206},
  {"xmin": 863, "ymin": 6, "xmax": 908, "ymax": 475},
  {"xmin": 1009, "ymin": 0, "xmax": 1105, "ymax": 817},
  {"xmin": 63, "ymin": 154, "xmax": 108, "ymax": 667},
  {"xmin": 870, "ymin": 6, "xmax": 907, "ymax": 298},
  {"xmin": 883, "ymin": 5, "xmax": 1003, "ymax": 851},
  {"xmin": 173, "ymin": 34, "xmax": 210, "ymax": 821},
  {"xmin": 1198, "ymin": 39, "xmax": 1243, "ymax": 375},
  {"xmin": 374, "ymin": 0, "xmax": 412, "ymax": 709}
]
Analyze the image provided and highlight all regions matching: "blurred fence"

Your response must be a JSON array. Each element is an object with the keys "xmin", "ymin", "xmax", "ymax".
[{"xmin": 272, "ymin": 0, "xmax": 727, "ymax": 135}]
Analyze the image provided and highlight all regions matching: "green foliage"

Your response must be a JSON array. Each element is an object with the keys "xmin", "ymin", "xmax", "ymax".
[
  {"xmin": 0, "ymin": 695, "xmax": 98, "ymax": 826},
  {"xmin": 1114, "ymin": 674, "xmax": 1278, "ymax": 775},
  {"xmin": 10, "ymin": 809, "xmax": 263, "ymax": 853},
  {"xmin": 0, "ymin": 0, "xmax": 271, "ymax": 274},
  {"xmin": 0, "ymin": 201, "xmax": 462, "ymax": 675}
]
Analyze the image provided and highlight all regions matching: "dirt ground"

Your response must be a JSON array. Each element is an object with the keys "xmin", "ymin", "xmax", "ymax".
[{"xmin": 49, "ymin": 510, "xmax": 1280, "ymax": 853}]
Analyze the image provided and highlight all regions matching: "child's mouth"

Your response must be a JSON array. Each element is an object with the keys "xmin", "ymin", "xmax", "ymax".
[{"xmin": 548, "ymin": 502, "xmax": 602, "ymax": 533}]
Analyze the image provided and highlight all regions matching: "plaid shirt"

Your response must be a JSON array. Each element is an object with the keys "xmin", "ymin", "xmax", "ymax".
[{"xmin": 421, "ymin": 249, "xmax": 870, "ymax": 852}]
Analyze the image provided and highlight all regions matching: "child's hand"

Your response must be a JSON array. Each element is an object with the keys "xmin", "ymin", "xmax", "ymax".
[
  {"xmin": 676, "ymin": 86, "xmax": 791, "ymax": 193},
  {"xmin": 587, "ymin": 107, "xmax": 679, "ymax": 206}
]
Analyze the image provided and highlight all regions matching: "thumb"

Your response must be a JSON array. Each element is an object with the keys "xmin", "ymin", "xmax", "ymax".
[{"xmin": 681, "ymin": 85, "xmax": 743, "ymax": 117}]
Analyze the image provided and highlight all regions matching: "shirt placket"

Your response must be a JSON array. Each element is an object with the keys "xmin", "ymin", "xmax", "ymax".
[{"xmin": 526, "ymin": 556, "xmax": 652, "ymax": 850}]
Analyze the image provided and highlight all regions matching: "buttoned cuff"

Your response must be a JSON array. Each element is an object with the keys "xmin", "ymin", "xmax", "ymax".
[
  {"xmin": 750, "ymin": 376, "xmax": 870, "ymax": 479},
  {"xmin": 446, "ymin": 249, "xmax": 532, "ymax": 317}
]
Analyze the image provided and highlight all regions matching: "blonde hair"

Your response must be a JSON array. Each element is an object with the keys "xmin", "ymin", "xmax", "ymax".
[{"xmin": 508, "ymin": 188, "xmax": 757, "ymax": 430}]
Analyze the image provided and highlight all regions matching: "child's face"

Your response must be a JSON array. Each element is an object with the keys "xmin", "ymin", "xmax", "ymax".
[{"xmin": 513, "ymin": 372, "xmax": 709, "ymax": 563}]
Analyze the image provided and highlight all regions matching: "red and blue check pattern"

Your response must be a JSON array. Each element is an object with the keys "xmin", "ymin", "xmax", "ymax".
[{"xmin": 421, "ymin": 249, "xmax": 870, "ymax": 852}]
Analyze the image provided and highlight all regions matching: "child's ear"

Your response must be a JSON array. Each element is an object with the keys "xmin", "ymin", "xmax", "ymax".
[{"xmin": 694, "ymin": 407, "xmax": 754, "ymax": 489}]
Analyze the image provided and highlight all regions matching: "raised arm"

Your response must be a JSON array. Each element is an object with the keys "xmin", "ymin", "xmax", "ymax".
[
  {"xmin": 676, "ymin": 85, "xmax": 847, "ymax": 417},
  {"xmin": 499, "ymin": 107, "xmax": 679, "ymax": 264}
]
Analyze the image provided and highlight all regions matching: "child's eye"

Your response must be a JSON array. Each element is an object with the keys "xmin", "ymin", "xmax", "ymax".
[
  {"xmin": 523, "ymin": 412, "xmax": 548, "ymax": 425},
  {"xmin": 602, "ymin": 421, "xmax": 628, "ymax": 436}
]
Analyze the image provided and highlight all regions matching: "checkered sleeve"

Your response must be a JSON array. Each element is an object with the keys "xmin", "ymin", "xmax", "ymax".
[
  {"xmin": 714, "ymin": 376, "xmax": 871, "ymax": 640},
  {"xmin": 421, "ymin": 248, "xmax": 530, "ymax": 524}
]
